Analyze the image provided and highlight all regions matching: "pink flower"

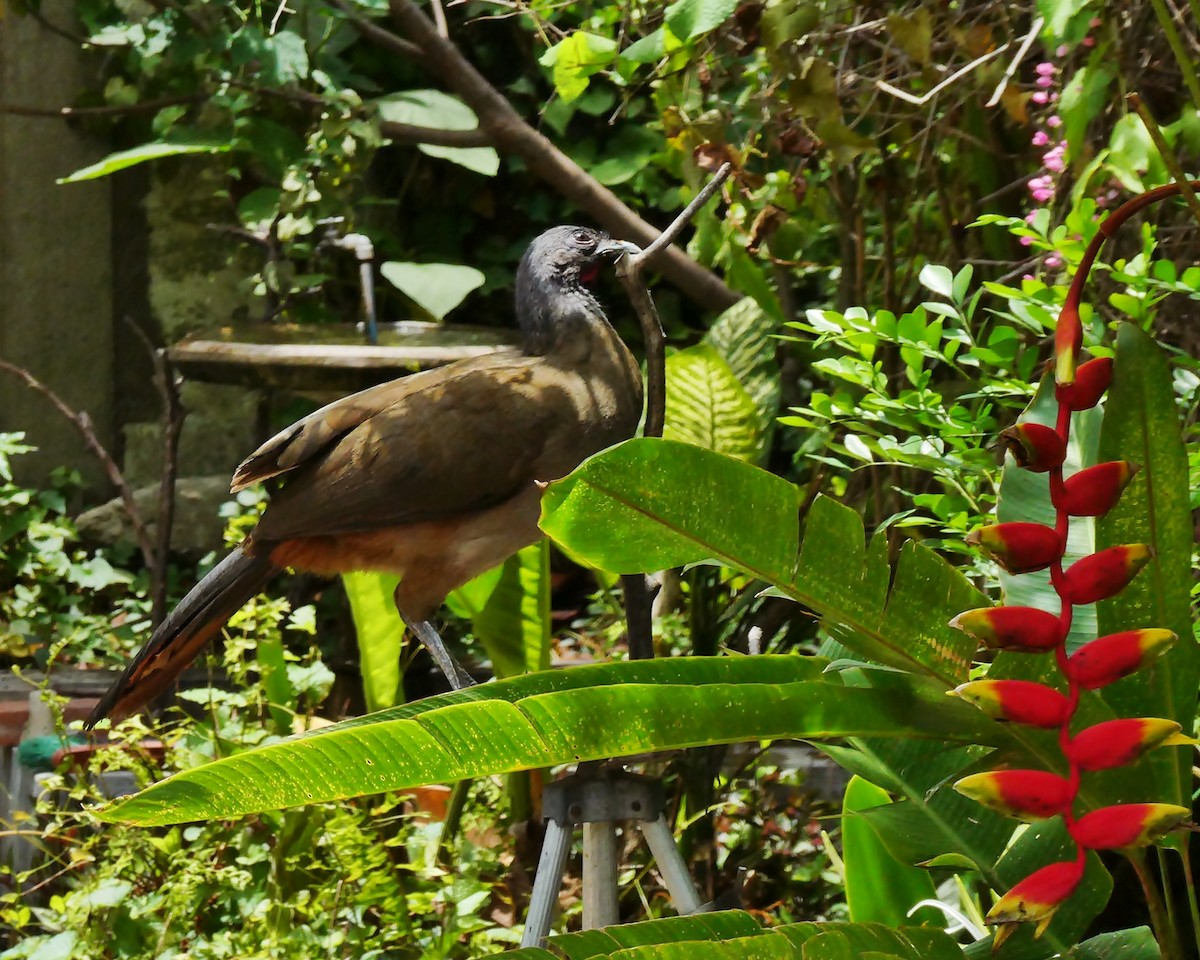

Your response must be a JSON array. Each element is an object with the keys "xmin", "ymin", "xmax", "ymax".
[
  {"xmin": 1023, "ymin": 273, "xmax": 1035, "ymax": 282},
  {"xmin": 1047, "ymin": 115, "xmax": 1063, "ymax": 128},
  {"xmin": 1032, "ymin": 91, "xmax": 1050, "ymax": 104},
  {"xmin": 1082, "ymin": 36, "xmax": 1095, "ymax": 47},
  {"xmin": 1029, "ymin": 176, "xmax": 1056, "ymax": 202},
  {"xmin": 1025, "ymin": 211, "xmax": 1040, "ymax": 224},
  {"xmin": 1089, "ymin": 16, "xmax": 1102, "ymax": 27},
  {"xmin": 1056, "ymin": 44, "xmax": 1070, "ymax": 57},
  {"xmin": 1020, "ymin": 235, "xmax": 1034, "ymax": 246},
  {"xmin": 1036, "ymin": 62, "xmax": 1057, "ymax": 76},
  {"xmin": 1045, "ymin": 253, "xmax": 1063, "ymax": 268},
  {"xmin": 1045, "ymin": 155, "xmax": 1065, "ymax": 173},
  {"xmin": 1037, "ymin": 75, "xmax": 1055, "ymax": 88},
  {"xmin": 1032, "ymin": 130, "xmax": 1051, "ymax": 147}
]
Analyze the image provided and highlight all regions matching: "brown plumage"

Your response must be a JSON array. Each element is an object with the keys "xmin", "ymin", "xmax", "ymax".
[{"xmin": 88, "ymin": 227, "xmax": 642, "ymax": 726}]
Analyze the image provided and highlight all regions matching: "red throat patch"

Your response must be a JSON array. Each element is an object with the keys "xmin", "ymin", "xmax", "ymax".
[{"xmin": 580, "ymin": 264, "xmax": 600, "ymax": 285}]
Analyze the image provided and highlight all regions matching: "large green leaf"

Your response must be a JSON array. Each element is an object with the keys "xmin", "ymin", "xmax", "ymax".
[
  {"xmin": 703, "ymin": 298, "xmax": 782, "ymax": 461},
  {"xmin": 374, "ymin": 89, "xmax": 500, "ymax": 175},
  {"xmin": 446, "ymin": 541, "xmax": 551, "ymax": 678},
  {"xmin": 379, "ymin": 261, "xmax": 486, "ymax": 320},
  {"xmin": 841, "ymin": 775, "xmax": 942, "ymax": 928},
  {"xmin": 96, "ymin": 656, "xmax": 995, "ymax": 825},
  {"xmin": 1067, "ymin": 927, "xmax": 1160, "ymax": 959},
  {"xmin": 58, "ymin": 140, "xmax": 231, "ymax": 183},
  {"xmin": 1094, "ymin": 324, "xmax": 1197, "ymax": 809},
  {"xmin": 541, "ymin": 438, "xmax": 977, "ymax": 684},
  {"xmin": 537, "ymin": 911, "xmax": 965, "ymax": 959},
  {"xmin": 539, "ymin": 438, "xmax": 800, "ymax": 579},
  {"xmin": 664, "ymin": 344, "xmax": 763, "ymax": 463},
  {"xmin": 342, "ymin": 571, "xmax": 402, "ymax": 712}
]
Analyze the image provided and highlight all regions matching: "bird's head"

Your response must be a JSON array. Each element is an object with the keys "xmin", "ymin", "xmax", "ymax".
[{"xmin": 515, "ymin": 226, "xmax": 640, "ymax": 351}]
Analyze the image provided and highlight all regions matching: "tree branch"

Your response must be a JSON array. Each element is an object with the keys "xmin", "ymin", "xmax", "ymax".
[
  {"xmin": 0, "ymin": 359, "xmax": 159, "ymax": 583},
  {"xmin": 612, "ymin": 162, "xmax": 734, "ymax": 660},
  {"xmin": 364, "ymin": 0, "xmax": 738, "ymax": 310},
  {"xmin": 379, "ymin": 119, "xmax": 493, "ymax": 147}
]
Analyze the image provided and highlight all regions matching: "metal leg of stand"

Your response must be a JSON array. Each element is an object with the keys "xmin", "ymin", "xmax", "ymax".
[
  {"xmin": 520, "ymin": 820, "xmax": 573, "ymax": 948},
  {"xmin": 522, "ymin": 768, "xmax": 707, "ymax": 945},
  {"xmin": 640, "ymin": 815, "xmax": 703, "ymax": 915},
  {"xmin": 582, "ymin": 821, "xmax": 619, "ymax": 929}
]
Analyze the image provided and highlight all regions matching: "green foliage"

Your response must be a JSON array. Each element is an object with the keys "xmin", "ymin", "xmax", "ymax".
[
  {"xmin": 0, "ymin": 434, "xmax": 148, "ymax": 665},
  {"xmin": 1, "ymin": 601, "xmax": 516, "ymax": 960}
]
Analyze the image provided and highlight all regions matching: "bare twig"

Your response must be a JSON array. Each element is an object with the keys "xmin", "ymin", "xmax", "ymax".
[
  {"xmin": 343, "ymin": 0, "xmax": 738, "ymax": 310},
  {"xmin": 429, "ymin": 0, "xmax": 450, "ymax": 38},
  {"xmin": 325, "ymin": 0, "xmax": 426, "ymax": 60},
  {"xmin": 612, "ymin": 162, "xmax": 734, "ymax": 660},
  {"xmin": 0, "ymin": 359, "xmax": 158, "ymax": 581},
  {"xmin": 628, "ymin": 164, "xmax": 732, "ymax": 272},
  {"xmin": 122, "ymin": 318, "xmax": 186, "ymax": 628},
  {"xmin": 1127, "ymin": 93, "xmax": 1200, "ymax": 230},
  {"xmin": 379, "ymin": 120, "xmax": 493, "ymax": 148},
  {"xmin": 985, "ymin": 16, "xmax": 1043, "ymax": 108},
  {"xmin": 1, "ymin": 95, "xmax": 205, "ymax": 119},
  {"xmin": 876, "ymin": 42, "xmax": 1009, "ymax": 106}
]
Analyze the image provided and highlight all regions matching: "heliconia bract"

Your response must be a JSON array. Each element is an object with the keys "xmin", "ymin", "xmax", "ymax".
[
  {"xmin": 1062, "ymin": 356, "xmax": 1113, "ymax": 411},
  {"xmin": 1057, "ymin": 460, "xmax": 1138, "ymax": 517},
  {"xmin": 1054, "ymin": 301, "xmax": 1082, "ymax": 385},
  {"xmin": 987, "ymin": 858, "xmax": 1085, "ymax": 946},
  {"xmin": 965, "ymin": 522, "xmax": 1064, "ymax": 575},
  {"xmin": 1061, "ymin": 544, "xmax": 1153, "ymax": 605},
  {"xmin": 1068, "ymin": 628, "xmax": 1178, "ymax": 690},
  {"xmin": 1072, "ymin": 803, "xmax": 1192, "ymax": 850},
  {"xmin": 1068, "ymin": 718, "xmax": 1195, "ymax": 772},
  {"xmin": 999, "ymin": 422, "xmax": 1066, "ymax": 473},
  {"xmin": 949, "ymin": 605, "xmax": 1062, "ymax": 652},
  {"xmin": 949, "ymin": 680, "xmax": 1070, "ymax": 728},
  {"xmin": 953, "ymin": 770, "xmax": 1073, "ymax": 821}
]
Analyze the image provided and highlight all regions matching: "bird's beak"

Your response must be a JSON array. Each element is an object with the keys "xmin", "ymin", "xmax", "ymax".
[{"xmin": 595, "ymin": 238, "xmax": 641, "ymax": 261}]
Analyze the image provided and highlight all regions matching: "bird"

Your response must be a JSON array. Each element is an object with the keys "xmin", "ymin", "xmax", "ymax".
[{"xmin": 87, "ymin": 226, "xmax": 643, "ymax": 726}]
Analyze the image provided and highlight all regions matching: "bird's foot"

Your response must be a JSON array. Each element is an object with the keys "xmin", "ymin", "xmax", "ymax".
[{"xmin": 411, "ymin": 619, "xmax": 477, "ymax": 690}]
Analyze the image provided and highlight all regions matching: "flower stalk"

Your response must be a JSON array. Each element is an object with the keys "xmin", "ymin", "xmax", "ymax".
[{"xmin": 952, "ymin": 183, "xmax": 1199, "ymax": 952}]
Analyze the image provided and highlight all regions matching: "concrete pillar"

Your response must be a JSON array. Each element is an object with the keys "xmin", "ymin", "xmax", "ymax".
[{"xmin": 0, "ymin": 3, "xmax": 114, "ymax": 491}]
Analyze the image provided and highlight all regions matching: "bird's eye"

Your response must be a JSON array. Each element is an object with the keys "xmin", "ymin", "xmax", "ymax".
[{"xmin": 572, "ymin": 230, "xmax": 595, "ymax": 248}]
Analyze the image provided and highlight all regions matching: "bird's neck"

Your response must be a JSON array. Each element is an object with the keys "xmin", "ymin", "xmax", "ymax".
[{"xmin": 515, "ymin": 281, "xmax": 611, "ymax": 355}]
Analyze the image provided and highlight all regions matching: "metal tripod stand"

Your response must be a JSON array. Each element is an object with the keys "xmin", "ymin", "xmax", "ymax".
[{"xmin": 520, "ymin": 764, "xmax": 706, "ymax": 948}]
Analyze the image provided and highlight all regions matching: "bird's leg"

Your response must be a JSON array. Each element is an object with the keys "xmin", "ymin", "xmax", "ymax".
[{"xmin": 407, "ymin": 617, "xmax": 477, "ymax": 690}]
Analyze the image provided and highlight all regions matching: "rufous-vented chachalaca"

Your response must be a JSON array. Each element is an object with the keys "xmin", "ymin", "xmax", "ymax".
[{"xmin": 87, "ymin": 226, "xmax": 642, "ymax": 726}]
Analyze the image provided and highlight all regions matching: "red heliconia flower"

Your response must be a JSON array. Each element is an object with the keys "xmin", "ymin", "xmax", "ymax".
[
  {"xmin": 1072, "ymin": 803, "xmax": 1191, "ymax": 850},
  {"xmin": 1068, "ymin": 717, "xmax": 1195, "ymax": 771},
  {"xmin": 950, "ymin": 680, "xmax": 1070, "ymax": 728},
  {"xmin": 954, "ymin": 770, "xmax": 1073, "ymax": 820},
  {"xmin": 1062, "ymin": 544, "xmax": 1153, "ymax": 605},
  {"xmin": 988, "ymin": 858, "xmax": 1085, "ymax": 946},
  {"xmin": 1068, "ymin": 628, "xmax": 1177, "ymax": 690},
  {"xmin": 999, "ymin": 423, "xmax": 1066, "ymax": 473},
  {"xmin": 966, "ymin": 522, "xmax": 1064, "ymax": 574},
  {"xmin": 1062, "ymin": 356, "xmax": 1113, "ymax": 411},
  {"xmin": 949, "ymin": 606, "xmax": 1062, "ymax": 652},
  {"xmin": 1057, "ymin": 461, "xmax": 1139, "ymax": 517},
  {"xmin": 1054, "ymin": 301, "xmax": 1083, "ymax": 385}
]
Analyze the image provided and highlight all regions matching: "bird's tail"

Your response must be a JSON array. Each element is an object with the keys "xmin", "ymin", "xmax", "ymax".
[{"xmin": 86, "ymin": 547, "xmax": 279, "ymax": 728}]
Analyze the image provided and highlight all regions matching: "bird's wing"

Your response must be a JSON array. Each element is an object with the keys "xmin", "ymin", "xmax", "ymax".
[
  {"xmin": 250, "ymin": 353, "xmax": 577, "ymax": 541},
  {"xmin": 230, "ymin": 349, "xmax": 522, "ymax": 492}
]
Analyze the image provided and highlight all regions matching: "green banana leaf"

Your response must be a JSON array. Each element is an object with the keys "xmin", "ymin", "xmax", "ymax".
[
  {"xmin": 1094, "ymin": 325, "xmax": 1197, "ymax": 812},
  {"xmin": 445, "ymin": 541, "xmax": 552, "ymax": 678},
  {"xmin": 664, "ymin": 343, "xmax": 764, "ymax": 463},
  {"xmin": 342, "ymin": 571, "xmax": 403, "ymax": 711},
  {"xmin": 841, "ymin": 775, "xmax": 943, "ymax": 928},
  {"xmin": 98, "ymin": 656, "xmax": 996, "ymax": 825},
  {"xmin": 540, "ymin": 438, "xmax": 977, "ymax": 685}
]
